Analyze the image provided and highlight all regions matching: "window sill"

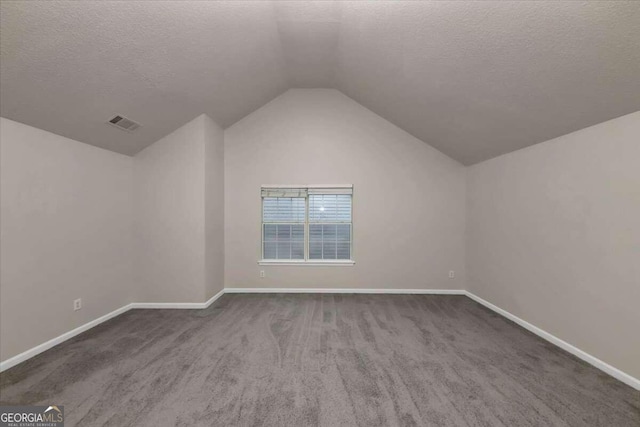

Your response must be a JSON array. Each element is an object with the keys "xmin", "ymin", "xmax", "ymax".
[{"xmin": 258, "ymin": 260, "xmax": 355, "ymax": 266}]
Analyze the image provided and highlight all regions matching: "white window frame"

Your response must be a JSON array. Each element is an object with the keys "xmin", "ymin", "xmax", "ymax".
[{"xmin": 259, "ymin": 185, "xmax": 354, "ymax": 266}]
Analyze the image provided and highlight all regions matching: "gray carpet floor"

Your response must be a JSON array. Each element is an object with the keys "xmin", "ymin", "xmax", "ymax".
[{"xmin": 1, "ymin": 294, "xmax": 638, "ymax": 426}]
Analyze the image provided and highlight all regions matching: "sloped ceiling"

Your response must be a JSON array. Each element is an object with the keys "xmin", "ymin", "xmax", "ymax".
[{"xmin": 1, "ymin": 1, "xmax": 639, "ymax": 164}]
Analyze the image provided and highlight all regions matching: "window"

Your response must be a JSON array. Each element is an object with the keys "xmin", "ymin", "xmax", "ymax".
[{"xmin": 261, "ymin": 186, "xmax": 353, "ymax": 264}]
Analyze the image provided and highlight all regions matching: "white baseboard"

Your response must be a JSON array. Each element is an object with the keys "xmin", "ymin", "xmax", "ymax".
[
  {"xmin": 465, "ymin": 291, "xmax": 640, "ymax": 391},
  {"xmin": 0, "ymin": 289, "xmax": 225, "ymax": 372},
  {"xmin": 129, "ymin": 289, "xmax": 225, "ymax": 309},
  {"xmin": 224, "ymin": 288, "xmax": 466, "ymax": 295},
  {"xmin": 3, "ymin": 288, "xmax": 638, "ymax": 391},
  {"xmin": 0, "ymin": 303, "xmax": 133, "ymax": 372},
  {"xmin": 0, "ymin": 288, "xmax": 461, "ymax": 371}
]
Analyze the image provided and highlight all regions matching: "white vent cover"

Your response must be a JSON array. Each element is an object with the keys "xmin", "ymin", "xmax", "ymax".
[{"xmin": 107, "ymin": 115, "xmax": 140, "ymax": 132}]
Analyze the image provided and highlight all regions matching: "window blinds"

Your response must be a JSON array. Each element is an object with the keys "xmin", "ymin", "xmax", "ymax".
[
  {"xmin": 262, "ymin": 197, "xmax": 306, "ymax": 222},
  {"xmin": 308, "ymin": 194, "xmax": 352, "ymax": 222},
  {"xmin": 262, "ymin": 196, "xmax": 305, "ymax": 260},
  {"xmin": 261, "ymin": 186, "xmax": 353, "ymax": 262},
  {"xmin": 263, "ymin": 224, "xmax": 304, "ymax": 260},
  {"xmin": 308, "ymin": 193, "xmax": 352, "ymax": 260},
  {"xmin": 309, "ymin": 224, "xmax": 351, "ymax": 260}
]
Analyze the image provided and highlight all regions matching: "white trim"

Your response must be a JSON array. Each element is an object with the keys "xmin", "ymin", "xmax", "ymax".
[
  {"xmin": 261, "ymin": 184, "xmax": 353, "ymax": 189},
  {"xmin": 0, "ymin": 289, "xmax": 225, "ymax": 372},
  {"xmin": 129, "ymin": 289, "xmax": 225, "ymax": 309},
  {"xmin": 465, "ymin": 291, "xmax": 640, "ymax": 391},
  {"xmin": 258, "ymin": 260, "xmax": 355, "ymax": 266},
  {"xmin": 224, "ymin": 288, "xmax": 465, "ymax": 294},
  {"xmin": 261, "ymin": 186, "xmax": 354, "ymax": 263},
  {"xmin": 2, "ymin": 288, "xmax": 637, "ymax": 391},
  {"xmin": 0, "ymin": 303, "xmax": 132, "ymax": 372}
]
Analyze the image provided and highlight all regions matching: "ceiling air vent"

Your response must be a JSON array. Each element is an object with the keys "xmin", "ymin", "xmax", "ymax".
[{"xmin": 107, "ymin": 115, "xmax": 141, "ymax": 132}]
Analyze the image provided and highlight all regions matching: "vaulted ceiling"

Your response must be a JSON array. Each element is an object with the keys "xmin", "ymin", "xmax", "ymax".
[{"xmin": 1, "ymin": 1, "xmax": 639, "ymax": 164}]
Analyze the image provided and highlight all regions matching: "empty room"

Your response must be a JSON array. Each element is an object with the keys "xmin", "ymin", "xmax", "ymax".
[{"xmin": 0, "ymin": 1, "xmax": 638, "ymax": 426}]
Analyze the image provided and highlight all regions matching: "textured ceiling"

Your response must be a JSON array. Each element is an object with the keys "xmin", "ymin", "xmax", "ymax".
[{"xmin": 1, "ymin": 1, "xmax": 639, "ymax": 164}]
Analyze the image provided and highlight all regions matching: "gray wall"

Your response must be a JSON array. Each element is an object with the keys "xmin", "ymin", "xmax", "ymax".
[
  {"xmin": 204, "ymin": 115, "xmax": 225, "ymax": 299},
  {"xmin": 2, "ymin": 95, "xmax": 637, "ymax": 384},
  {"xmin": 134, "ymin": 115, "xmax": 207, "ymax": 302},
  {"xmin": 224, "ymin": 89, "xmax": 467, "ymax": 290},
  {"xmin": 134, "ymin": 114, "xmax": 224, "ymax": 303},
  {"xmin": 1, "ymin": 113, "xmax": 225, "ymax": 362},
  {"xmin": 467, "ymin": 111, "xmax": 640, "ymax": 379},
  {"xmin": 0, "ymin": 118, "xmax": 134, "ymax": 361}
]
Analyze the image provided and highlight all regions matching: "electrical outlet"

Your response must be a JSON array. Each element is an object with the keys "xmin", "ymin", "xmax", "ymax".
[
  {"xmin": 73, "ymin": 298, "xmax": 82, "ymax": 311},
  {"xmin": 260, "ymin": 270, "xmax": 265, "ymax": 278},
  {"xmin": 449, "ymin": 270, "xmax": 455, "ymax": 279}
]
